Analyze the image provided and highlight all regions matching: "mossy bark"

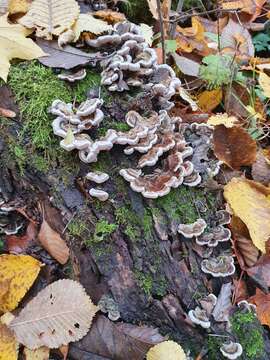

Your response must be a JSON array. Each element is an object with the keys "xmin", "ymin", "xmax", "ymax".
[{"xmin": 2, "ymin": 62, "xmax": 267, "ymax": 359}]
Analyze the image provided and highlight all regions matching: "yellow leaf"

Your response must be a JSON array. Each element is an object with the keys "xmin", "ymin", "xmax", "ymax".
[
  {"xmin": 139, "ymin": 23, "xmax": 153, "ymax": 45},
  {"xmin": 207, "ymin": 113, "xmax": 238, "ymax": 128},
  {"xmin": 8, "ymin": 0, "xmax": 32, "ymax": 15},
  {"xmin": 198, "ymin": 88, "xmax": 222, "ymax": 112},
  {"xmin": 24, "ymin": 346, "xmax": 50, "ymax": 360},
  {"xmin": 258, "ymin": 72, "xmax": 270, "ymax": 98},
  {"xmin": 0, "ymin": 323, "xmax": 18, "ymax": 360},
  {"xmin": 224, "ymin": 178, "xmax": 270, "ymax": 253},
  {"xmin": 146, "ymin": 0, "xmax": 158, "ymax": 20},
  {"xmin": 147, "ymin": 340, "xmax": 186, "ymax": 360},
  {"xmin": 0, "ymin": 14, "xmax": 46, "ymax": 81},
  {"xmin": 0, "ymin": 254, "xmax": 42, "ymax": 313},
  {"xmin": 72, "ymin": 13, "xmax": 112, "ymax": 42},
  {"xmin": 19, "ymin": 0, "xmax": 80, "ymax": 39}
]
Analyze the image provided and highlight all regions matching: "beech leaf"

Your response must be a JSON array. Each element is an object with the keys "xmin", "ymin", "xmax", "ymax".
[
  {"xmin": 8, "ymin": 279, "xmax": 99, "ymax": 349},
  {"xmin": 0, "ymin": 254, "xmax": 42, "ymax": 313},
  {"xmin": 72, "ymin": 13, "xmax": 112, "ymax": 41},
  {"xmin": 38, "ymin": 218, "xmax": 69, "ymax": 264},
  {"xmin": 0, "ymin": 14, "xmax": 46, "ymax": 81},
  {"xmin": 224, "ymin": 178, "xmax": 270, "ymax": 253},
  {"xmin": 213, "ymin": 125, "xmax": 257, "ymax": 169},
  {"xmin": 19, "ymin": 0, "xmax": 80, "ymax": 40}
]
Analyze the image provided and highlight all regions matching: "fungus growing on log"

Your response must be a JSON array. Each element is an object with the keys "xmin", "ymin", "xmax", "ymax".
[
  {"xmin": 188, "ymin": 306, "xmax": 211, "ymax": 329},
  {"xmin": 98, "ymin": 295, "xmax": 120, "ymax": 321},
  {"xmin": 178, "ymin": 218, "xmax": 207, "ymax": 238},
  {"xmin": 220, "ymin": 341, "xmax": 243, "ymax": 360},
  {"xmin": 201, "ymin": 255, "xmax": 235, "ymax": 277},
  {"xmin": 89, "ymin": 188, "xmax": 109, "ymax": 202},
  {"xmin": 58, "ymin": 68, "xmax": 87, "ymax": 82},
  {"xmin": 86, "ymin": 171, "xmax": 109, "ymax": 184}
]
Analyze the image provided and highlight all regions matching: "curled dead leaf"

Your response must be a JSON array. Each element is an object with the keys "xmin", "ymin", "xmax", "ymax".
[
  {"xmin": 213, "ymin": 125, "xmax": 256, "ymax": 169},
  {"xmin": 248, "ymin": 288, "xmax": 270, "ymax": 327}
]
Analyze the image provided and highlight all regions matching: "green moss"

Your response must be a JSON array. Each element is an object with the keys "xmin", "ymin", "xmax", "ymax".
[
  {"xmin": 31, "ymin": 154, "xmax": 49, "ymax": 173},
  {"xmin": 115, "ymin": 205, "xmax": 141, "ymax": 241},
  {"xmin": 68, "ymin": 219, "xmax": 89, "ymax": 238},
  {"xmin": 135, "ymin": 270, "xmax": 153, "ymax": 296},
  {"xmin": 231, "ymin": 310, "xmax": 265, "ymax": 359},
  {"xmin": 72, "ymin": 70, "xmax": 100, "ymax": 103},
  {"xmin": 96, "ymin": 118, "xmax": 130, "ymax": 138},
  {"xmin": 207, "ymin": 336, "xmax": 224, "ymax": 360},
  {"xmin": 92, "ymin": 219, "xmax": 117, "ymax": 243},
  {"xmin": 142, "ymin": 210, "xmax": 152, "ymax": 239}
]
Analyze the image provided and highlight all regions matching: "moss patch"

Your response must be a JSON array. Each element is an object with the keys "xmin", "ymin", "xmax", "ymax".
[{"xmin": 231, "ymin": 310, "xmax": 265, "ymax": 359}]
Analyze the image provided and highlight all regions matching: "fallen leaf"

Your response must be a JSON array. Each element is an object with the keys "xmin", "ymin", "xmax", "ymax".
[
  {"xmin": 9, "ymin": 279, "xmax": 98, "ymax": 349},
  {"xmin": 224, "ymin": 178, "xmax": 270, "ymax": 253},
  {"xmin": 252, "ymin": 150, "xmax": 270, "ymax": 186},
  {"xmin": 248, "ymin": 288, "xmax": 270, "ymax": 327},
  {"xmin": 172, "ymin": 52, "xmax": 200, "ymax": 77},
  {"xmin": 94, "ymin": 9, "xmax": 126, "ymax": 24},
  {"xmin": 212, "ymin": 283, "xmax": 233, "ymax": 322},
  {"xmin": 0, "ymin": 14, "xmax": 46, "ymax": 81},
  {"xmin": 69, "ymin": 315, "xmax": 165, "ymax": 360},
  {"xmin": 19, "ymin": 0, "xmax": 80, "ymax": 39},
  {"xmin": 8, "ymin": 0, "xmax": 32, "ymax": 15},
  {"xmin": 0, "ymin": 106, "xmax": 16, "ymax": 118},
  {"xmin": 179, "ymin": 87, "xmax": 198, "ymax": 111},
  {"xmin": 7, "ymin": 221, "xmax": 38, "ymax": 254},
  {"xmin": 37, "ymin": 39, "xmax": 98, "ymax": 69},
  {"xmin": 198, "ymin": 89, "xmax": 223, "ymax": 112},
  {"xmin": 38, "ymin": 217, "xmax": 69, "ymax": 265},
  {"xmin": 24, "ymin": 346, "xmax": 50, "ymax": 360},
  {"xmin": 0, "ymin": 0, "xmax": 8, "ymax": 15},
  {"xmin": 72, "ymin": 13, "xmax": 112, "ymax": 41},
  {"xmin": 213, "ymin": 125, "xmax": 257, "ymax": 169},
  {"xmin": 221, "ymin": 0, "xmax": 266, "ymax": 21},
  {"xmin": 147, "ymin": 0, "xmax": 158, "ymax": 20},
  {"xmin": 0, "ymin": 254, "xmax": 41, "ymax": 312},
  {"xmin": 0, "ymin": 323, "xmax": 18, "ymax": 360},
  {"xmin": 59, "ymin": 344, "xmax": 69, "ymax": 360},
  {"xmin": 0, "ymin": 85, "xmax": 19, "ymax": 118},
  {"xmin": 246, "ymin": 255, "xmax": 270, "ymax": 289},
  {"xmin": 139, "ymin": 23, "xmax": 153, "ymax": 46},
  {"xmin": 258, "ymin": 71, "xmax": 270, "ymax": 98},
  {"xmin": 220, "ymin": 18, "xmax": 254, "ymax": 57},
  {"xmin": 146, "ymin": 340, "xmax": 186, "ymax": 360},
  {"xmin": 208, "ymin": 113, "xmax": 238, "ymax": 127}
]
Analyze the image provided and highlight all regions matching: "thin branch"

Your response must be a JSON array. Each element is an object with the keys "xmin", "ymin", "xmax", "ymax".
[
  {"xmin": 156, "ymin": 0, "xmax": 166, "ymax": 64},
  {"xmin": 170, "ymin": 0, "xmax": 184, "ymax": 38}
]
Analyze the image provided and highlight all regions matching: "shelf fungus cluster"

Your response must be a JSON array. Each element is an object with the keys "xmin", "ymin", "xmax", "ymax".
[
  {"xmin": 188, "ymin": 293, "xmax": 217, "ymax": 329},
  {"xmin": 0, "ymin": 191, "xmax": 23, "ymax": 235}
]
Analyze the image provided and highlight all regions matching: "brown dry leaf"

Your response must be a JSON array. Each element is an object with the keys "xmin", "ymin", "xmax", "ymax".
[
  {"xmin": 197, "ymin": 89, "xmax": 222, "ymax": 112},
  {"xmin": 0, "ymin": 254, "xmax": 42, "ymax": 313},
  {"xmin": 0, "ymin": 106, "xmax": 16, "ymax": 118},
  {"xmin": 38, "ymin": 218, "xmax": 69, "ymax": 264},
  {"xmin": 208, "ymin": 113, "xmax": 238, "ymax": 127},
  {"xmin": 19, "ymin": 0, "xmax": 80, "ymax": 40},
  {"xmin": 9, "ymin": 279, "xmax": 99, "ymax": 349},
  {"xmin": 59, "ymin": 344, "xmax": 69, "ymax": 360},
  {"xmin": 224, "ymin": 177, "xmax": 270, "ymax": 253},
  {"xmin": 147, "ymin": 0, "xmax": 158, "ymax": 20},
  {"xmin": 8, "ymin": 0, "xmax": 32, "ymax": 15},
  {"xmin": 69, "ymin": 315, "xmax": 165, "ymax": 360},
  {"xmin": 220, "ymin": 18, "xmax": 254, "ymax": 57},
  {"xmin": 0, "ymin": 323, "xmax": 19, "ymax": 360},
  {"xmin": 161, "ymin": 0, "xmax": 171, "ymax": 37},
  {"xmin": 252, "ymin": 150, "xmax": 270, "ymax": 185},
  {"xmin": 248, "ymin": 288, "xmax": 270, "ymax": 327},
  {"xmin": 7, "ymin": 221, "xmax": 38, "ymax": 254},
  {"xmin": 146, "ymin": 340, "xmax": 186, "ymax": 360},
  {"xmin": 213, "ymin": 125, "xmax": 256, "ymax": 169},
  {"xmin": 246, "ymin": 254, "xmax": 270, "ymax": 288},
  {"xmin": 24, "ymin": 346, "xmax": 50, "ymax": 360},
  {"xmin": 221, "ymin": 0, "xmax": 266, "ymax": 21},
  {"xmin": 94, "ymin": 9, "xmax": 126, "ymax": 24},
  {"xmin": 172, "ymin": 52, "xmax": 200, "ymax": 77}
]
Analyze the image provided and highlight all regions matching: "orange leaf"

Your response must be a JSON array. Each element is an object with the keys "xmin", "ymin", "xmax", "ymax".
[
  {"xmin": 38, "ymin": 219, "xmax": 69, "ymax": 264},
  {"xmin": 94, "ymin": 10, "xmax": 126, "ymax": 24},
  {"xmin": 249, "ymin": 288, "xmax": 270, "ymax": 327},
  {"xmin": 197, "ymin": 88, "xmax": 222, "ymax": 112}
]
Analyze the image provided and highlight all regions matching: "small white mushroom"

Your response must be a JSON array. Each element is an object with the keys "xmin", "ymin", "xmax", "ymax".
[
  {"xmin": 178, "ymin": 218, "xmax": 207, "ymax": 239},
  {"xmin": 89, "ymin": 188, "xmax": 109, "ymax": 202},
  {"xmin": 86, "ymin": 171, "xmax": 109, "ymax": 184},
  {"xmin": 220, "ymin": 341, "xmax": 243, "ymax": 359},
  {"xmin": 188, "ymin": 307, "xmax": 210, "ymax": 329}
]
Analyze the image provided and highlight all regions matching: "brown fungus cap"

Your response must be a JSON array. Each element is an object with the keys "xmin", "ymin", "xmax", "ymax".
[
  {"xmin": 201, "ymin": 255, "xmax": 235, "ymax": 277},
  {"xmin": 178, "ymin": 218, "xmax": 207, "ymax": 239}
]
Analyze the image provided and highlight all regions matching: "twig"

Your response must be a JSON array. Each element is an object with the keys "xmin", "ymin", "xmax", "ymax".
[
  {"xmin": 170, "ymin": 0, "xmax": 184, "ymax": 38},
  {"xmin": 156, "ymin": 0, "xmax": 166, "ymax": 64}
]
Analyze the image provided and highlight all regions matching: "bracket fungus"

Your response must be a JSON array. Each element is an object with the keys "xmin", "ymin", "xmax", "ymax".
[
  {"xmin": 178, "ymin": 218, "xmax": 207, "ymax": 238},
  {"xmin": 188, "ymin": 306, "xmax": 211, "ymax": 329},
  {"xmin": 0, "ymin": 192, "xmax": 23, "ymax": 235},
  {"xmin": 199, "ymin": 293, "xmax": 217, "ymax": 316},
  {"xmin": 98, "ymin": 295, "xmax": 120, "ymax": 321},
  {"xmin": 86, "ymin": 171, "xmax": 109, "ymax": 184},
  {"xmin": 89, "ymin": 188, "xmax": 109, "ymax": 202},
  {"xmin": 201, "ymin": 255, "xmax": 235, "ymax": 277},
  {"xmin": 58, "ymin": 68, "xmax": 87, "ymax": 82},
  {"xmin": 220, "ymin": 341, "xmax": 243, "ymax": 360}
]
